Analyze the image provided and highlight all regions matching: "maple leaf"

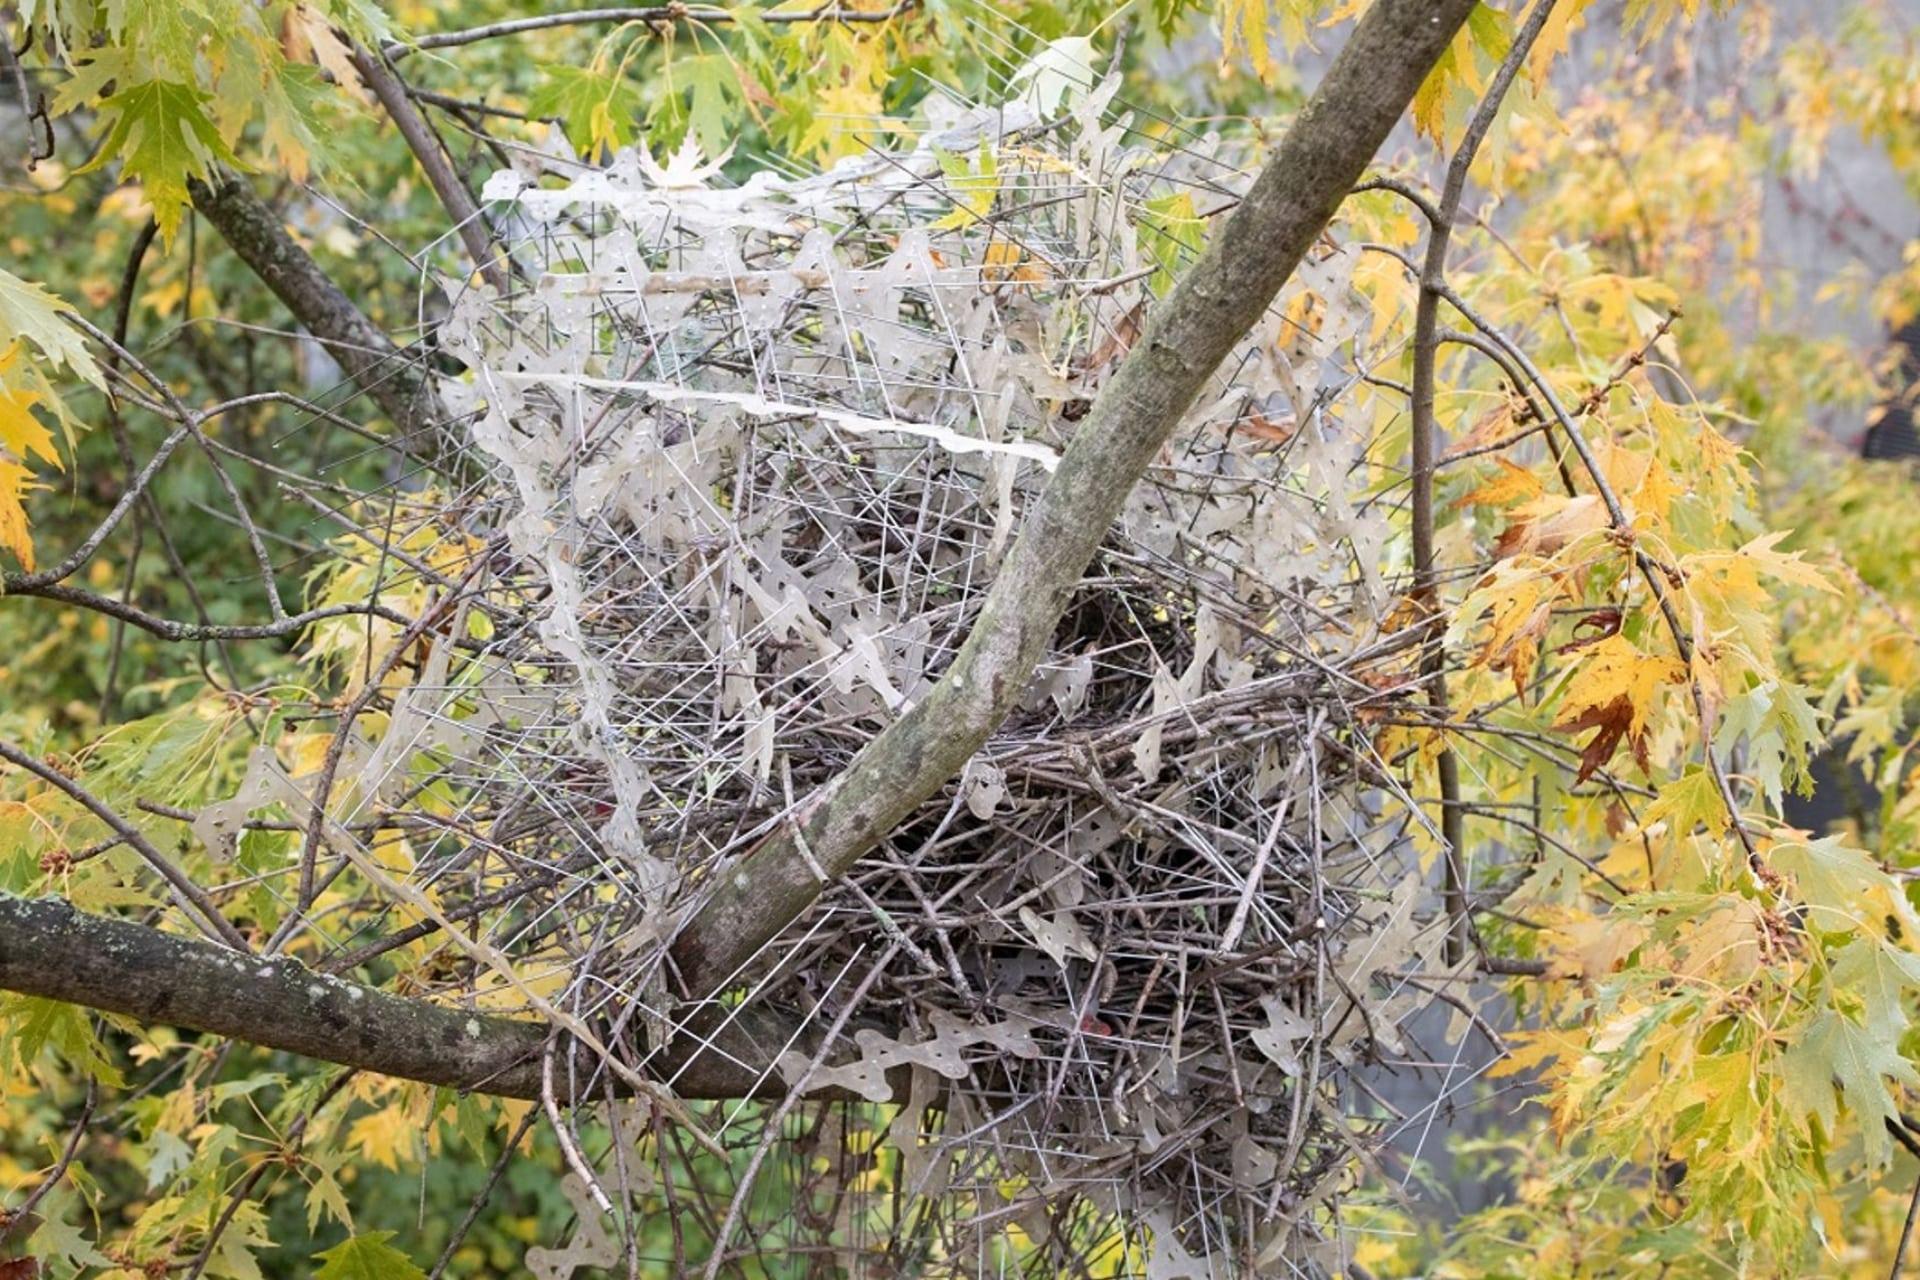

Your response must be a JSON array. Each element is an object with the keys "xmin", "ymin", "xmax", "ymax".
[
  {"xmin": 281, "ymin": 3, "xmax": 370, "ymax": 105},
  {"xmin": 931, "ymin": 142, "xmax": 1001, "ymax": 232},
  {"xmin": 1641, "ymin": 765, "xmax": 1731, "ymax": 839},
  {"xmin": 530, "ymin": 64, "xmax": 644, "ymax": 159},
  {"xmin": 1778, "ymin": 1009, "xmax": 1917, "ymax": 1167},
  {"xmin": 1554, "ymin": 633, "xmax": 1685, "ymax": 782},
  {"xmin": 314, "ymin": 1231, "xmax": 426, "ymax": 1280},
  {"xmin": 1218, "ymin": 0, "xmax": 1282, "ymax": 85},
  {"xmin": 1495, "ymin": 492, "xmax": 1610, "ymax": 560},
  {"xmin": 0, "ymin": 269, "xmax": 100, "ymax": 386},
  {"xmin": 0, "ymin": 460, "xmax": 41, "ymax": 570},
  {"xmin": 1453, "ymin": 560, "xmax": 1563, "ymax": 697},
  {"xmin": 1771, "ymin": 836, "xmax": 1905, "ymax": 935},
  {"xmin": 637, "ymin": 134, "xmax": 733, "ymax": 190},
  {"xmin": 0, "ymin": 381, "xmax": 57, "ymax": 470},
  {"xmin": 1529, "ymin": 0, "xmax": 1597, "ymax": 90},
  {"xmin": 346, "ymin": 1104, "xmax": 418, "ymax": 1170},
  {"xmin": 78, "ymin": 80, "xmax": 245, "ymax": 242},
  {"xmin": 1830, "ymin": 937, "xmax": 1920, "ymax": 1042},
  {"xmin": 1458, "ymin": 458, "xmax": 1544, "ymax": 510}
]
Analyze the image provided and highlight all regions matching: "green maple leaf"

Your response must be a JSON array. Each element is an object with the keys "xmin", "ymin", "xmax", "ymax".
[
  {"xmin": 1138, "ymin": 191, "xmax": 1204, "ymax": 295},
  {"xmin": 1831, "ymin": 937, "xmax": 1920, "ymax": 1042},
  {"xmin": 0, "ymin": 267, "xmax": 100, "ymax": 384},
  {"xmin": 78, "ymin": 79, "xmax": 244, "ymax": 242},
  {"xmin": 529, "ymin": 64, "xmax": 644, "ymax": 159},
  {"xmin": 1772, "ymin": 836, "xmax": 1896, "ymax": 933},
  {"xmin": 678, "ymin": 54, "xmax": 742, "ymax": 160},
  {"xmin": 1640, "ymin": 765, "xmax": 1730, "ymax": 839},
  {"xmin": 314, "ymin": 1231, "xmax": 427, "ymax": 1280},
  {"xmin": 1779, "ymin": 1009, "xmax": 1917, "ymax": 1166}
]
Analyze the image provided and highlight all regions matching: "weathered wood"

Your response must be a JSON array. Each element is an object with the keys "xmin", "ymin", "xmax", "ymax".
[{"xmin": 0, "ymin": 893, "xmax": 836, "ymax": 1101}]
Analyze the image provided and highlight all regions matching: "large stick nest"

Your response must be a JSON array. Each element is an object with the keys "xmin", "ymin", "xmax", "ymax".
[{"xmin": 357, "ymin": 80, "xmax": 1472, "ymax": 1277}]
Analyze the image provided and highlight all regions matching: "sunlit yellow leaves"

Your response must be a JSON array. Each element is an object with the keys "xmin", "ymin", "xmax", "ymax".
[
  {"xmin": 1683, "ymin": 531, "xmax": 1836, "ymax": 604},
  {"xmin": 0, "ymin": 269, "xmax": 99, "ymax": 570},
  {"xmin": 1528, "ymin": 0, "xmax": 1595, "ymax": 91},
  {"xmin": 347, "ymin": 1102, "xmax": 420, "ymax": 1171},
  {"xmin": 1216, "ymin": 0, "xmax": 1282, "ymax": 85},
  {"xmin": 930, "ymin": 142, "xmax": 999, "ymax": 231},
  {"xmin": 1543, "ymin": 911, "xmax": 1647, "ymax": 980},
  {"xmin": 1457, "ymin": 456, "xmax": 1543, "ymax": 509},
  {"xmin": 1450, "ymin": 557, "xmax": 1568, "ymax": 698},
  {"xmin": 1559, "ymin": 272, "xmax": 1678, "ymax": 345},
  {"xmin": 0, "ymin": 361, "xmax": 59, "ymax": 473},
  {"xmin": 0, "ymin": 460, "xmax": 42, "ymax": 568},
  {"xmin": 1410, "ymin": 3, "xmax": 1510, "ymax": 143}
]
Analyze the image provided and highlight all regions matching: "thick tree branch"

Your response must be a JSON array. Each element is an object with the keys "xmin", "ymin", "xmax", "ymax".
[
  {"xmin": 0, "ymin": 894, "xmax": 856, "ymax": 1103},
  {"xmin": 668, "ymin": 0, "xmax": 1478, "ymax": 999},
  {"xmin": 186, "ymin": 172, "xmax": 450, "ymax": 446},
  {"xmin": 348, "ymin": 47, "xmax": 507, "ymax": 291}
]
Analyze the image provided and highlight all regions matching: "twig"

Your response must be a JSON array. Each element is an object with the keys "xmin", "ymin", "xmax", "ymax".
[
  {"xmin": 427, "ymin": 1109, "xmax": 540, "ymax": 1280},
  {"xmin": 349, "ymin": 46, "xmax": 508, "ymax": 291},
  {"xmin": 1896, "ymin": 1166, "xmax": 1920, "ymax": 1280},
  {"xmin": 384, "ymin": 2, "xmax": 918, "ymax": 58},
  {"xmin": 1409, "ymin": 0, "xmax": 1561, "ymax": 964},
  {"xmin": 0, "ymin": 738, "xmax": 248, "ymax": 950}
]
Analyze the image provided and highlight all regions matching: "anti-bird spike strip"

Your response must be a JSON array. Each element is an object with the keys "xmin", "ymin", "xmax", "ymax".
[{"xmin": 325, "ymin": 68, "xmax": 1476, "ymax": 1279}]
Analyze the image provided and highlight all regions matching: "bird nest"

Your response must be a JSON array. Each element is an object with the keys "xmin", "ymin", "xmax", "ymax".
[{"xmin": 363, "ymin": 78, "xmax": 1467, "ymax": 1278}]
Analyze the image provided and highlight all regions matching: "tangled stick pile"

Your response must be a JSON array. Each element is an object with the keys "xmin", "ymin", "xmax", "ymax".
[{"xmin": 355, "ymin": 78, "xmax": 1474, "ymax": 1276}]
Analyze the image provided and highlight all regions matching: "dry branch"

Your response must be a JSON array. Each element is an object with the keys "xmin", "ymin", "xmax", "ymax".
[{"xmin": 0, "ymin": 894, "xmax": 858, "ymax": 1103}]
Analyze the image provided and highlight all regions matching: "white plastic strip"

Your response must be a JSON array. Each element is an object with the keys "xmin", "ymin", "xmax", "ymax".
[{"xmin": 490, "ymin": 370, "xmax": 1061, "ymax": 471}]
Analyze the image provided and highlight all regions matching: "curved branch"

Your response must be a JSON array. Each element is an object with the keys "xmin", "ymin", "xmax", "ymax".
[
  {"xmin": 0, "ymin": 583, "xmax": 416, "ymax": 643},
  {"xmin": 0, "ymin": 894, "xmax": 864, "ymax": 1103},
  {"xmin": 348, "ymin": 47, "xmax": 507, "ymax": 291},
  {"xmin": 187, "ymin": 172, "xmax": 451, "ymax": 448},
  {"xmin": 667, "ymin": 0, "xmax": 1479, "ymax": 998},
  {"xmin": 1409, "ymin": 0, "xmax": 1560, "ymax": 964}
]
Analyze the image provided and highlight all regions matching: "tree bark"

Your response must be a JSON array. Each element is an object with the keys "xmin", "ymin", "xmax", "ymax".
[
  {"xmin": 669, "ymin": 0, "xmax": 1478, "ymax": 998},
  {"xmin": 187, "ymin": 172, "xmax": 450, "ymax": 445},
  {"xmin": 0, "ymin": 894, "xmax": 838, "ymax": 1102}
]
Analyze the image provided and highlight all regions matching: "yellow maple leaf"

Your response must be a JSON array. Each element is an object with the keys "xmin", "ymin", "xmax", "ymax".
[
  {"xmin": 1560, "ymin": 633, "xmax": 1686, "ymax": 737},
  {"xmin": 0, "ymin": 388, "xmax": 58, "ymax": 470},
  {"xmin": 0, "ymin": 459, "xmax": 41, "ymax": 570},
  {"xmin": 1218, "ymin": 0, "xmax": 1281, "ymax": 85},
  {"xmin": 282, "ymin": 3, "xmax": 371, "ymax": 106},
  {"xmin": 1555, "ymin": 632, "xmax": 1686, "ymax": 780},
  {"xmin": 1529, "ymin": 0, "xmax": 1597, "ymax": 91},
  {"xmin": 348, "ymin": 1103, "xmax": 421, "ymax": 1171},
  {"xmin": 1458, "ymin": 457, "xmax": 1544, "ymax": 509}
]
